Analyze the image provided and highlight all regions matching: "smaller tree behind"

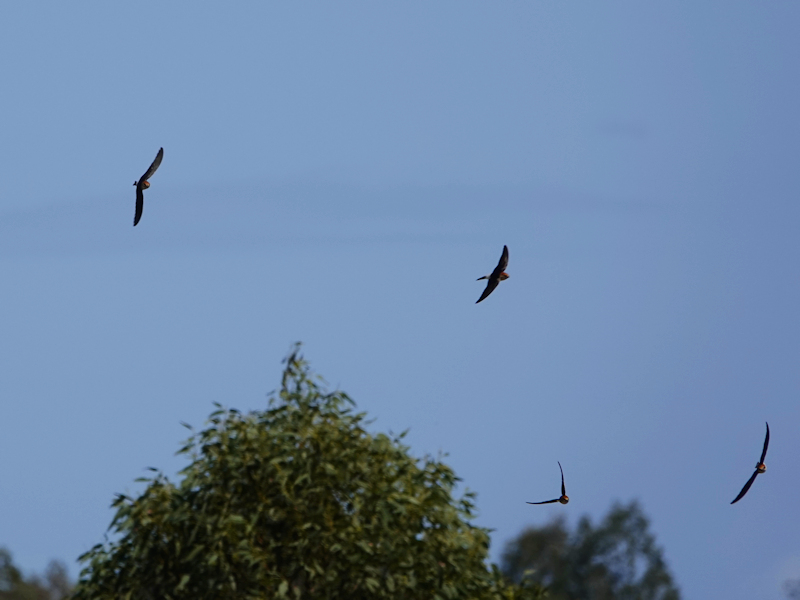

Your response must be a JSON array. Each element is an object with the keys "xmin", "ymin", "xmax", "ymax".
[
  {"xmin": 0, "ymin": 548, "xmax": 72, "ymax": 600},
  {"xmin": 502, "ymin": 501, "xmax": 680, "ymax": 600}
]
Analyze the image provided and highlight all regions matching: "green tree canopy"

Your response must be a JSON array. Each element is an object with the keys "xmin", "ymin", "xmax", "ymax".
[
  {"xmin": 501, "ymin": 501, "xmax": 680, "ymax": 600},
  {"xmin": 72, "ymin": 345, "xmax": 543, "ymax": 600}
]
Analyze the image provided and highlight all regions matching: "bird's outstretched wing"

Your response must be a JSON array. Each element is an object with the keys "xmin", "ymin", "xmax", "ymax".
[
  {"xmin": 731, "ymin": 470, "xmax": 759, "ymax": 504},
  {"xmin": 476, "ymin": 278, "xmax": 500, "ymax": 303},
  {"xmin": 760, "ymin": 422, "xmax": 770, "ymax": 464},
  {"xmin": 527, "ymin": 498, "xmax": 559, "ymax": 505},
  {"xmin": 493, "ymin": 245, "xmax": 509, "ymax": 275},
  {"xmin": 558, "ymin": 461, "xmax": 566, "ymax": 497},
  {"xmin": 140, "ymin": 147, "xmax": 164, "ymax": 183},
  {"xmin": 134, "ymin": 187, "xmax": 144, "ymax": 226}
]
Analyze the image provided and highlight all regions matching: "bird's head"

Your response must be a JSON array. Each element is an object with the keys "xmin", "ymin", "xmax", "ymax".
[
  {"xmin": 499, "ymin": 272, "xmax": 510, "ymax": 280},
  {"xmin": 559, "ymin": 495, "xmax": 569, "ymax": 504},
  {"xmin": 756, "ymin": 463, "xmax": 767, "ymax": 473},
  {"xmin": 142, "ymin": 181, "xmax": 150, "ymax": 189}
]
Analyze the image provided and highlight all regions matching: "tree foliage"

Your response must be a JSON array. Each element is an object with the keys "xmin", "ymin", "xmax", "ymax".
[
  {"xmin": 501, "ymin": 501, "xmax": 680, "ymax": 600},
  {"xmin": 0, "ymin": 548, "xmax": 72, "ymax": 600},
  {"xmin": 72, "ymin": 345, "xmax": 543, "ymax": 600}
]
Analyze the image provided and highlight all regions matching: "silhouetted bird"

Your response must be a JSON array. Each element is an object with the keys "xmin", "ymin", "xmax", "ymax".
[
  {"xmin": 527, "ymin": 461, "xmax": 569, "ymax": 505},
  {"xmin": 476, "ymin": 245, "xmax": 509, "ymax": 303},
  {"xmin": 133, "ymin": 147, "xmax": 164, "ymax": 226},
  {"xmin": 731, "ymin": 422, "xmax": 770, "ymax": 504}
]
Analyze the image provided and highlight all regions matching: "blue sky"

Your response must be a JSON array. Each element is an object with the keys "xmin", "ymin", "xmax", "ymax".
[{"xmin": 1, "ymin": 3, "xmax": 799, "ymax": 598}]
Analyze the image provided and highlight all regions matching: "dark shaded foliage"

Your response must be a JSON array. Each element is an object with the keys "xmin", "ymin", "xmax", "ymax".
[
  {"xmin": 72, "ymin": 345, "xmax": 543, "ymax": 600},
  {"xmin": 502, "ymin": 501, "xmax": 680, "ymax": 600}
]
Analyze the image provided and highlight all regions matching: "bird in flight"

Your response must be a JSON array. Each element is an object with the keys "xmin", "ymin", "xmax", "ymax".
[
  {"xmin": 476, "ymin": 245, "xmax": 509, "ymax": 303},
  {"xmin": 527, "ymin": 461, "xmax": 569, "ymax": 505},
  {"xmin": 731, "ymin": 422, "xmax": 770, "ymax": 504},
  {"xmin": 133, "ymin": 147, "xmax": 164, "ymax": 226}
]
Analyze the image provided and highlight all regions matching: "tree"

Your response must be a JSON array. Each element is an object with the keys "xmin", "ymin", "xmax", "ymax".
[
  {"xmin": 0, "ymin": 548, "xmax": 72, "ymax": 600},
  {"xmin": 501, "ymin": 501, "xmax": 680, "ymax": 600},
  {"xmin": 72, "ymin": 345, "xmax": 543, "ymax": 600}
]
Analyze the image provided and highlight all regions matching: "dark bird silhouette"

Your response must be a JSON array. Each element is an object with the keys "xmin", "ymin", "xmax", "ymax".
[
  {"xmin": 476, "ymin": 245, "xmax": 509, "ymax": 303},
  {"xmin": 527, "ymin": 461, "xmax": 569, "ymax": 505},
  {"xmin": 731, "ymin": 422, "xmax": 770, "ymax": 504},
  {"xmin": 133, "ymin": 147, "xmax": 164, "ymax": 226}
]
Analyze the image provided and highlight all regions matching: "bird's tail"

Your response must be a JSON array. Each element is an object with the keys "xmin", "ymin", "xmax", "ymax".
[{"xmin": 476, "ymin": 275, "xmax": 488, "ymax": 281}]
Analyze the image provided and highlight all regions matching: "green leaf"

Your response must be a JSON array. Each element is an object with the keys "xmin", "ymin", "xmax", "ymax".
[{"xmin": 175, "ymin": 574, "xmax": 191, "ymax": 591}]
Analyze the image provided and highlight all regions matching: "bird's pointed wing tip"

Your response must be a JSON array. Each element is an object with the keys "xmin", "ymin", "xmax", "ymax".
[
  {"xmin": 476, "ymin": 279, "xmax": 499, "ymax": 303},
  {"xmin": 731, "ymin": 471, "xmax": 759, "ymax": 504},
  {"xmin": 498, "ymin": 245, "xmax": 509, "ymax": 269},
  {"xmin": 760, "ymin": 423, "xmax": 770, "ymax": 462}
]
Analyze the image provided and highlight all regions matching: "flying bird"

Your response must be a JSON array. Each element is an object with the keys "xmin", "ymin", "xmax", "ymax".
[
  {"xmin": 527, "ymin": 461, "xmax": 569, "ymax": 505},
  {"xmin": 476, "ymin": 245, "xmax": 509, "ymax": 303},
  {"xmin": 133, "ymin": 147, "xmax": 164, "ymax": 226},
  {"xmin": 731, "ymin": 422, "xmax": 770, "ymax": 504}
]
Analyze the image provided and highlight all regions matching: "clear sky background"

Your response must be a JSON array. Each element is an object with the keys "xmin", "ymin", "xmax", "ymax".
[{"xmin": 1, "ymin": 3, "xmax": 799, "ymax": 598}]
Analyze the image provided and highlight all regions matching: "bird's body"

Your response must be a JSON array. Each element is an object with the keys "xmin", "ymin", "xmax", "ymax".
[
  {"xmin": 731, "ymin": 422, "xmax": 770, "ymax": 504},
  {"xmin": 476, "ymin": 245, "xmax": 509, "ymax": 303},
  {"xmin": 133, "ymin": 147, "xmax": 164, "ymax": 226},
  {"xmin": 527, "ymin": 461, "xmax": 569, "ymax": 505}
]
